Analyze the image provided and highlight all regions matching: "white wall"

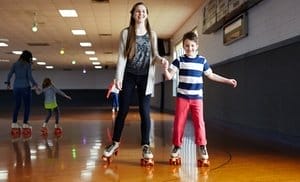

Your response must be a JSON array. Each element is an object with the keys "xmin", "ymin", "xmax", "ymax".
[
  {"xmin": 172, "ymin": 0, "xmax": 300, "ymax": 65},
  {"xmin": 0, "ymin": 69, "xmax": 115, "ymax": 90}
]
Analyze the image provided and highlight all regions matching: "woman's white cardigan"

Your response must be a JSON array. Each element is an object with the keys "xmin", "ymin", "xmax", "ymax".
[{"xmin": 115, "ymin": 28, "xmax": 164, "ymax": 96}]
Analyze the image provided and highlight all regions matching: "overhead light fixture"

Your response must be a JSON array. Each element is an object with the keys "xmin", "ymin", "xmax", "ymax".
[
  {"xmin": 32, "ymin": 12, "xmax": 38, "ymax": 32},
  {"xmin": 45, "ymin": 65, "xmax": 54, "ymax": 69},
  {"xmin": 12, "ymin": 51, "xmax": 22, "ymax": 55},
  {"xmin": 94, "ymin": 65, "xmax": 102, "ymax": 69},
  {"xmin": 80, "ymin": 42, "xmax": 92, "ymax": 47},
  {"xmin": 71, "ymin": 60, "xmax": 76, "ymax": 64},
  {"xmin": 92, "ymin": 62, "xmax": 100, "ymax": 65},
  {"xmin": 0, "ymin": 42, "xmax": 8, "ymax": 47},
  {"xmin": 37, "ymin": 61, "xmax": 46, "ymax": 65},
  {"xmin": 72, "ymin": 29, "xmax": 86, "ymax": 35},
  {"xmin": 89, "ymin": 57, "xmax": 98, "ymax": 61},
  {"xmin": 60, "ymin": 48, "xmax": 65, "ymax": 55},
  {"xmin": 59, "ymin": 9, "xmax": 78, "ymax": 17},
  {"xmin": 85, "ymin": 51, "xmax": 95, "ymax": 55}
]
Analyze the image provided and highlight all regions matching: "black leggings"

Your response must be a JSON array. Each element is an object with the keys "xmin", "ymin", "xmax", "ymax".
[
  {"xmin": 44, "ymin": 107, "xmax": 60, "ymax": 124},
  {"xmin": 112, "ymin": 72, "xmax": 151, "ymax": 146}
]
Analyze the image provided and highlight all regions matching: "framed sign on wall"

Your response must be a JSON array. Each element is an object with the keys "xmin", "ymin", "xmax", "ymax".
[{"xmin": 223, "ymin": 13, "xmax": 248, "ymax": 45}]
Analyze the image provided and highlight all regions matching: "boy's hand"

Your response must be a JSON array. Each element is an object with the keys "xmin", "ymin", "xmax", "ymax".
[
  {"xmin": 161, "ymin": 58, "xmax": 169, "ymax": 70},
  {"xmin": 229, "ymin": 79, "xmax": 238, "ymax": 88}
]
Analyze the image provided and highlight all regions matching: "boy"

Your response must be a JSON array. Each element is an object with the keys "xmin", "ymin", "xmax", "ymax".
[{"xmin": 164, "ymin": 31, "xmax": 237, "ymax": 166}]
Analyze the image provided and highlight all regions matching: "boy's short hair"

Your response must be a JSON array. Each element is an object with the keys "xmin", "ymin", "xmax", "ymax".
[{"xmin": 183, "ymin": 31, "xmax": 198, "ymax": 44}]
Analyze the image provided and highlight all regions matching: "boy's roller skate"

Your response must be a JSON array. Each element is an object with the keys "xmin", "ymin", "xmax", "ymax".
[
  {"xmin": 102, "ymin": 141, "xmax": 120, "ymax": 165},
  {"xmin": 169, "ymin": 146, "xmax": 181, "ymax": 165},
  {"xmin": 11, "ymin": 123, "xmax": 21, "ymax": 140},
  {"xmin": 54, "ymin": 127, "xmax": 63, "ymax": 138},
  {"xmin": 140, "ymin": 144, "xmax": 154, "ymax": 167},
  {"xmin": 22, "ymin": 123, "xmax": 32, "ymax": 140},
  {"xmin": 197, "ymin": 145, "xmax": 210, "ymax": 167},
  {"xmin": 40, "ymin": 127, "xmax": 48, "ymax": 137}
]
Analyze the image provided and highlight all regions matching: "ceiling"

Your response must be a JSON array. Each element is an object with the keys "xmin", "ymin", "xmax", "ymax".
[{"xmin": 0, "ymin": 0, "xmax": 205, "ymax": 71}]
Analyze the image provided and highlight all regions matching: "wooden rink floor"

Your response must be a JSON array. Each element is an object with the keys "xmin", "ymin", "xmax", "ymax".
[{"xmin": 0, "ymin": 107, "xmax": 300, "ymax": 182}]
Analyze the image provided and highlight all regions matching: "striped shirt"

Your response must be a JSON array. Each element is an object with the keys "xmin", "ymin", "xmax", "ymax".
[{"xmin": 170, "ymin": 55, "xmax": 212, "ymax": 99}]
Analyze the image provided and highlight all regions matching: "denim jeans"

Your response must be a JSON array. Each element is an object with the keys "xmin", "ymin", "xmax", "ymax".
[
  {"xmin": 12, "ymin": 87, "xmax": 32, "ymax": 123},
  {"xmin": 112, "ymin": 72, "xmax": 151, "ymax": 145}
]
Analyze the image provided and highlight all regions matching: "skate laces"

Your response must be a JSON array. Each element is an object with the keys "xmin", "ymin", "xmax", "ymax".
[
  {"xmin": 172, "ymin": 146, "xmax": 180, "ymax": 154},
  {"xmin": 106, "ymin": 142, "xmax": 119, "ymax": 152},
  {"xmin": 199, "ymin": 145, "xmax": 207, "ymax": 155},
  {"xmin": 142, "ymin": 145, "xmax": 152, "ymax": 155}
]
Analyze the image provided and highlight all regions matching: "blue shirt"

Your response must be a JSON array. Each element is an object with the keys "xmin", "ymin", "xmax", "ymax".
[
  {"xmin": 6, "ymin": 60, "xmax": 37, "ymax": 88},
  {"xmin": 170, "ymin": 55, "xmax": 212, "ymax": 99}
]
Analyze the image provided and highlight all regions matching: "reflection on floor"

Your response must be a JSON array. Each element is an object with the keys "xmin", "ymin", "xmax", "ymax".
[{"xmin": 0, "ymin": 107, "xmax": 299, "ymax": 182}]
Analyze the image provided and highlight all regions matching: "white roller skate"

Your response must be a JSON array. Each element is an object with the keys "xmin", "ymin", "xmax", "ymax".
[
  {"xmin": 169, "ymin": 146, "xmax": 181, "ymax": 165},
  {"xmin": 11, "ymin": 123, "xmax": 21, "ymax": 140},
  {"xmin": 22, "ymin": 123, "xmax": 32, "ymax": 140},
  {"xmin": 140, "ymin": 144, "xmax": 154, "ymax": 167},
  {"xmin": 197, "ymin": 145, "xmax": 210, "ymax": 167},
  {"xmin": 102, "ymin": 141, "xmax": 120, "ymax": 164}
]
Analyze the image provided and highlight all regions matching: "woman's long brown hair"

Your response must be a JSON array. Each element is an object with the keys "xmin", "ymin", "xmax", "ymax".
[{"xmin": 124, "ymin": 2, "xmax": 154, "ymax": 60}]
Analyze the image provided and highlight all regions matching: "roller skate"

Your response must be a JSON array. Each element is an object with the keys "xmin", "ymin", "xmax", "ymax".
[
  {"xmin": 54, "ymin": 127, "xmax": 63, "ymax": 138},
  {"xmin": 102, "ymin": 141, "xmax": 120, "ymax": 165},
  {"xmin": 11, "ymin": 123, "xmax": 21, "ymax": 140},
  {"xmin": 140, "ymin": 145, "xmax": 154, "ymax": 167},
  {"xmin": 169, "ymin": 146, "xmax": 181, "ymax": 165},
  {"xmin": 197, "ymin": 145, "xmax": 210, "ymax": 167},
  {"xmin": 40, "ymin": 127, "xmax": 48, "ymax": 137},
  {"xmin": 22, "ymin": 123, "xmax": 32, "ymax": 140}
]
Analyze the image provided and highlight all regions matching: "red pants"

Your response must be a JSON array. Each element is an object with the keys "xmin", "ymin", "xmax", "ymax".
[{"xmin": 172, "ymin": 97, "xmax": 207, "ymax": 146}]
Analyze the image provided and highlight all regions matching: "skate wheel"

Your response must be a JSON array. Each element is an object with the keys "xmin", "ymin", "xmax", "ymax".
[
  {"xmin": 11, "ymin": 128, "xmax": 21, "ymax": 138},
  {"xmin": 22, "ymin": 128, "xmax": 32, "ymax": 138},
  {"xmin": 41, "ymin": 127, "xmax": 48, "ymax": 136},
  {"xmin": 197, "ymin": 159, "xmax": 210, "ymax": 167},
  {"xmin": 141, "ymin": 158, "xmax": 154, "ymax": 167},
  {"xmin": 54, "ymin": 128, "xmax": 63, "ymax": 138},
  {"xmin": 169, "ymin": 157, "xmax": 181, "ymax": 165}
]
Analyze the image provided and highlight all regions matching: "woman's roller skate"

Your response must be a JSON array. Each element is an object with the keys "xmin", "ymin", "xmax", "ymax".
[
  {"xmin": 11, "ymin": 123, "xmax": 21, "ymax": 140},
  {"xmin": 54, "ymin": 126, "xmax": 63, "ymax": 138},
  {"xmin": 197, "ymin": 145, "xmax": 210, "ymax": 167},
  {"xmin": 102, "ymin": 141, "xmax": 120, "ymax": 164},
  {"xmin": 22, "ymin": 123, "xmax": 32, "ymax": 140},
  {"xmin": 169, "ymin": 146, "xmax": 181, "ymax": 165},
  {"xmin": 140, "ymin": 144, "xmax": 154, "ymax": 167}
]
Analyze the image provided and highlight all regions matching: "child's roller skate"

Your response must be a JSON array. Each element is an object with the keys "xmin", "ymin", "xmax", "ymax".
[
  {"xmin": 102, "ymin": 141, "xmax": 120, "ymax": 165},
  {"xmin": 11, "ymin": 123, "xmax": 21, "ymax": 140},
  {"xmin": 22, "ymin": 123, "xmax": 32, "ymax": 140},
  {"xmin": 40, "ymin": 127, "xmax": 48, "ymax": 137},
  {"xmin": 197, "ymin": 145, "xmax": 210, "ymax": 167},
  {"xmin": 140, "ymin": 144, "xmax": 154, "ymax": 167},
  {"xmin": 54, "ymin": 127, "xmax": 63, "ymax": 138},
  {"xmin": 169, "ymin": 146, "xmax": 181, "ymax": 165}
]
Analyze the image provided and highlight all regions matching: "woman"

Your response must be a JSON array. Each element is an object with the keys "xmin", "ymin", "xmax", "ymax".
[
  {"xmin": 5, "ymin": 50, "xmax": 38, "ymax": 139},
  {"xmin": 102, "ymin": 2, "xmax": 168, "ymax": 165}
]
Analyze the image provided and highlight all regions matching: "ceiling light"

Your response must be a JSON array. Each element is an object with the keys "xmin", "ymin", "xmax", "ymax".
[
  {"xmin": 0, "ymin": 42, "xmax": 8, "ymax": 47},
  {"xmin": 94, "ymin": 65, "xmax": 102, "ymax": 69},
  {"xmin": 89, "ymin": 57, "xmax": 98, "ymax": 61},
  {"xmin": 92, "ymin": 62, "xmax": 100, "ymax": 65},
  {"xmin": 0, "ymin": 59, "xmax": 10, "ymax": 62},
  {"xmin": 12, "ymin": 51, "xmax": 22, "ymax": 55},
  {"xmin": 80, "ymin": 42, "xmax": 92, "ymax": 47},
  {"xmin": 32, "ymin": 12, "xmax": 38, "ymax": 32},
  {"xmin": 85, "ymin": 51, "xmax": 95, "ymax": 55},
  {"xmin": 60, "ymin": 48, "xmax": 65, "ymax": 55},
  {"xmin": 37, "ymin": 62, "xmax": 46, "ymax": 65},
  {"xmin": 45, "ymin": 65, "xmax": 54, "ymax": 69},
  {"xmin": 59, "ymin": 9, "xmax": 78, "ymax": 17},
  {"xmin": 72, "ymin": 29, "xmax": 86, "ymax": 35},
  {"xmin": 72, "ymin": 60, "xmax": 76, "ymax": 64},
  {"xmin": 32, "ymin": 22, "xmax": 38, "ymax": 32}
]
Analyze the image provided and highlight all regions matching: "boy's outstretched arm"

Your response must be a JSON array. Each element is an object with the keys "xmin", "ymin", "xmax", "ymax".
[{"xmin": 206, "ymin": 72, "xmax": 237, "ymax": 88}]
